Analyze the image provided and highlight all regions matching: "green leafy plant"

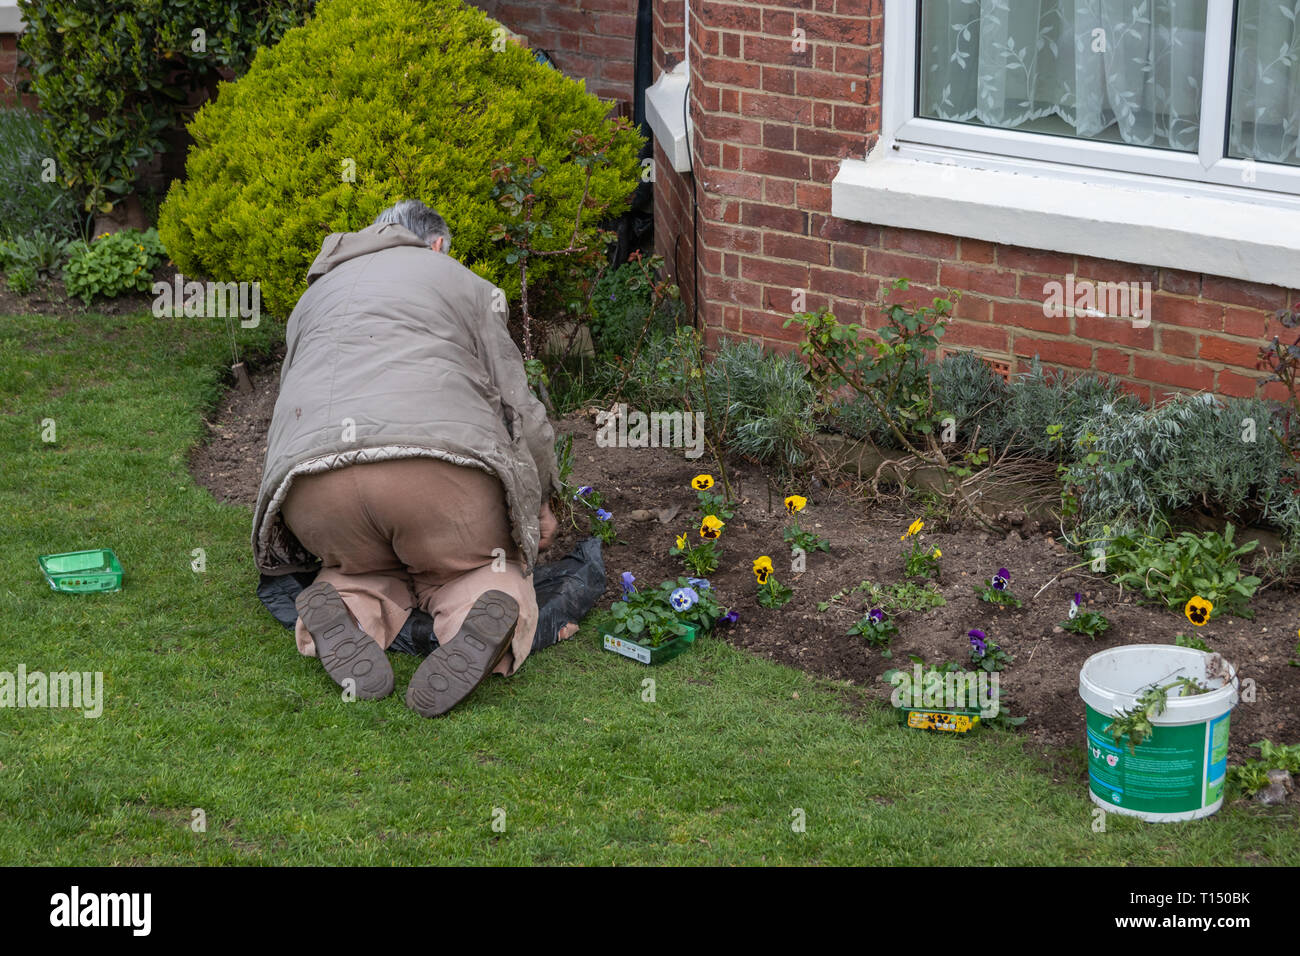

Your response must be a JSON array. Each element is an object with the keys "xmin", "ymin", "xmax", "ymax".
[
  {"xmin": 1226, "ymin": 739, "xmax": 1300, "ymax": 797},
  {"xmin": 671, "ymin": 528, "xmax": 720, "ymax": 577},
  {"xmin": 781, "ymin": 494, "xmax": 829, "ymax": 554},
  {"xmin": 817, "ymin": 579, "xmax": 946, "ymax": 615},
  {"xmin": 1106, "ymin": 525, "xmax": 1260, "ymax": 618},
  {"xmin": 158, "ymin": 0, "xmax": 642, "ymax": 319},
  {"xmin": 612, "ymin": 575, "xmax": 724, "ymax": 647},
  {"xmin": 752, "ymin": 556, "xmax": 793, "ymax": 609},
  {"xmin": 1252, "ymin": 739, "xmax": 1300, "ymax": 773},
  {"xmin": 848, "ymin": 608, "xmax": 897, "ymax": 657},
  {"xmin": 881, "ymin": 655, "xmax": 1027, "ymax": 729},
  {"xmin": 585, "ymin": 255, "xmax": 682, "ymax": 363},
  {"xmin": 689, "ymin": 474, "xmax": 734, "ymax": 521},
  {"xmin": 62, "ymin": 228, "xmax": 166, "ymax": 303},
  {"xmin": 6, "ymin": 264, "xmax": 36, "ymax": 295},
  {"xmin": 571, "ymin": 486, "xmax": 618, "ymax": 546},
  {"xmin": 899, "ymin": 518, "xmax": 941, "ymax": 579},
  {"xmin": 1060, "ymin": 610, "xmax": 1110, "ymax": 638},
  {"xmin": 974, "ymin": 566, "xmax": 1022, "ymax": 608},
  {"xmin": 0, "ymin": 108, "xmax": 84, "ymax": 241},
  {"xmin": 1175, "ymin": 632, "xmax": 1210, "ymax": 652},
  {"xmin": 1104, "ymin": 678, "xmax": 1210, "ymax": 753},
  {"xmin": 0, "ymin": 228, "xmax": 73, "ymax": 281},
  {"xmin": 608, "ymin": 590, "xmax": 689, "ymax": 648},
  {"xmin": 967, "ymin": 629, "xmax": 1013, "ymax": 673},
  {"xmin": 19, "ymin": 0, "xmax": 312, "ymax": 215}
]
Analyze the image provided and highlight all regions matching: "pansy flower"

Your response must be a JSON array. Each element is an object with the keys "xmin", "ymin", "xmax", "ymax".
[
  {"xmin": 1185, "ymin": 595, "xmax": 1213, "ymax": 627},
  {"xmin": 573, "ymin": 485, "xmax": 593, "ymax": 499},
  {"xmin": 867, "ymin": 607, "xmax": 885, "ymax": 624},
  {"xmin": 699, "ymin": 514, "xmax": 724, "ymax": 539},
  {"xmin": 620, "ymin": 571, "xmax": 636, "ymax": 599},
  {"xmin": 687, "ymin": 577, "xmax": 712, "ymax": 591},
  {"xmin": 675, "ymin": 533, "xmax": 687, "ymax": 550},
  {"xmin": 670, "ymin": 587, "xmax": 699, "ymax": 611},
  {"xmin": 901, "ymin": 518, "xmax": 924, "ymax": 540},
  {"xmin": 719, "ymin": 610, "xmax": 739, "ymax": 626},
  {"xmin": 1068, "ymin": 592, "xmax": 1082, "ymax": 619},
  {"xmin": 784, "ymin": 494, "xmax": 807, "ymax": 515},
  {"xmin": 932, "ymin": 548, "xmax": 942, "ymax": 558},
  {"xmin": 991, "ymin": 568, "xmax": 1010, "ymax": 591},
  {"xmin": 596, "ymin": 508, "xmax": 612, "ymax": 522},
  {"xmin": 692, "ymin": 474, "xmax": 714, "ymax": 490},
  {"xmin": 753, "ymin": 555, "xmax": 774, "ymax": 584},
  {"xmin": 968, "ymin": 628, "xmax": 987, "ymax": 656}
]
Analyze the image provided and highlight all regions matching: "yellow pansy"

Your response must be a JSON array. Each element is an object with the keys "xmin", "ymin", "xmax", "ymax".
[
  {"xmin": 784, "ymin": 495, "xmax": 807, "ymax": 515},
  {"xmin": 752, "ymin": 555, "xmax": 774, "ymax": 584},
  {"xmin": 675, "ymin": 533, "xmax": 687, "ymax": 550},
  {"xmin": 1184, "ymin": 596, "xmax": 1213, "ymax": 627},
  {"xmin": 699, "ymin": 514, "xmax": 724, "ymax": 539},
  {"xmin": 906, "ymin": 519, "xmax": 924, "ymax": 537},
  {"xmin": 692, "ymin": 474, "xmax": 714, "ymax": 490},
  {"xmin": 932, "ymin": 548, "xmax": 941, "ymax": 558}
]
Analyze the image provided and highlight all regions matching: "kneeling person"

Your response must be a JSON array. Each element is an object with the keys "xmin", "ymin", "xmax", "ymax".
[{"xmin": 252, "ymin": 200, "xmax": 560, "ymax": 715}]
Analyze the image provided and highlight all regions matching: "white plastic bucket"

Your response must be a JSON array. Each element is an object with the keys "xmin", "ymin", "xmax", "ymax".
[{"xmin": 1079, "ymin": 644, "xmax": 1238, "ymax": 822}]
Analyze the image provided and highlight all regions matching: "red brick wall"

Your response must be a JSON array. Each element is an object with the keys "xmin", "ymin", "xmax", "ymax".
[
  {"xmin": 470, "ymin": 0, "xmax": 638, "ymax": 109},
  {"xmin": 0, "ymin": 32, "xmax": 36, "ymax": 109},
  {"xmin": 651, "ymin": 0, "xmax": 1295, "ymax": 404}
]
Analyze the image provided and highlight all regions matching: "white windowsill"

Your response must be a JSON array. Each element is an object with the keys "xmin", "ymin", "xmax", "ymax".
[
  {"xmin": 831, "ymin": 144, "xmax": 1300, "ymax": 289},
  {"xmin": 645, "ymin": 63, "xmax": 691, "ymax": 174}
]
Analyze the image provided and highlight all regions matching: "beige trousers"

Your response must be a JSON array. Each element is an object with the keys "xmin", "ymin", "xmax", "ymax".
[{"xmin": 280, "ymin": 457, "xmax": 538, "ymax": 676}]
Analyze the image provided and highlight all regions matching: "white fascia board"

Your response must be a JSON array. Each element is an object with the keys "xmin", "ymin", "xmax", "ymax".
[
  {"xmin": 0, "ymin": 0, "xmax": 24, "ymax": 35},
  {"xmin": 645, "ymin": 64, "xmax": 690, "ymax": 174},
  {"xmin": 831, "ymin": 147, "xmax": 1300, "ymax": 289}
]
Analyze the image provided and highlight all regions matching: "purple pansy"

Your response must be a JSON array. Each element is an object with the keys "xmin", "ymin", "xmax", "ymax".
[
  {"xmin": 1068, "ymin": 592, "xmax": 1082, "ymax": 619},
  {"xmin": 595, "ymin": 508, "xmax": 612, "ymax": 521},
  {"xmin": 991, "ymin": 567, "xmax": 1010, "ymax": 591},
  {"xmin": 968, "ymin": 628, "xmax": 987, "ymax": 655},
  {"xmin": 670, "ymin": 587, "xmax": 700, "ymax": 611},
  {"xmin": 718, "ymin": 609, "xmax": 739, "ymax": 625},
  {"xmin": 867, "ymin": 607, "xmax": 885, "ymax": 624},
  {"xmin": 573, "ymin": 485, "xmax": 593, "ymax": 499},
  {"xmin": 687, "ymin": 577, "xmax": 712, "ymax": 591},
  {"xmin": 620, "ymin": 571, "xmax": 636, "ymax": 599}
]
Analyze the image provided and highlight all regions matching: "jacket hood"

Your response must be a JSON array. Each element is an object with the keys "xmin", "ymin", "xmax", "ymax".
[{"xmin": 306, "ymin": 222, "xmax": 430, "ymax": 285}]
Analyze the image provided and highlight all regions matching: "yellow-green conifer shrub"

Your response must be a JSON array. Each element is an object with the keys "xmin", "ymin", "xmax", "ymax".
[{"xmin": 159, "ymin": 0, "xmax": 642, "ymax": 319}]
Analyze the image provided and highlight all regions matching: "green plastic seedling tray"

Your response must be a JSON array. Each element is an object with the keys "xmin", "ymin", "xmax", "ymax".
[
  {"xmin": 603, "ymin": 624, "xmax": 698, "ymax": 665},
  {"xmin": 39, "ymin": 549, "xmax": 123, "ymax": 593}
]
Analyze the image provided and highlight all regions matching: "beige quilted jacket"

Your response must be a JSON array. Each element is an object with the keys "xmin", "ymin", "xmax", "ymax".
[{"xmin": 252, "ymin": 223, "xmax": 558, "ymax": 575}]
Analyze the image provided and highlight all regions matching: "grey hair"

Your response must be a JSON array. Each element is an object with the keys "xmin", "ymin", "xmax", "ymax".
[{"xmin": 373, "ymin": 199, "xmax": 452, "ymax": 250}]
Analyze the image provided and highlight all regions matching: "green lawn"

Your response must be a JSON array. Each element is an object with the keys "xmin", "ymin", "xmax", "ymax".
[{"xmin": 0, "ymin": 308, "xmax": 1295, "ymax": 865}]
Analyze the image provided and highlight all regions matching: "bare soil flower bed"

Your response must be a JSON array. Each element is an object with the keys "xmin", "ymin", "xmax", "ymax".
[{"xmin": 192, "ymin": 360, "xmax": 1300, "ymax": 767}]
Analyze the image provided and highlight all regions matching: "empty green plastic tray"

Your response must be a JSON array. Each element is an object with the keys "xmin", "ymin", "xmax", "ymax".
[{"xmin": 39, "ymin": 549, "xmax": 123, "ymax": 593}]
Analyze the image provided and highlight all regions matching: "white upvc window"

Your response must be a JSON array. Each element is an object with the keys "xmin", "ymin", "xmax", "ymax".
[{"xmin": 833, "ymin": 0, "xmax": 1300, "ymax": 287}]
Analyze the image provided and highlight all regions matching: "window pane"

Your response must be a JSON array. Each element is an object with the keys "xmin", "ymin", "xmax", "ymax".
[
  {"xmin": 918, "ymin": 1, "xmax": 1207, "ymax": 152},
  {"xmin": 1229, "ymin": 1, "xmax": 1300, "ymax": 166}
]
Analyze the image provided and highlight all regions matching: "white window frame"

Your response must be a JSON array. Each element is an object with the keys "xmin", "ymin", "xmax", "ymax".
[
  {"xmin": 831, "ymin": 0, "xmax": 1300, "ymax": 288},
  {"xmin": 888, "ymin": 0, "xmax": 1300, "ymax": 199}
]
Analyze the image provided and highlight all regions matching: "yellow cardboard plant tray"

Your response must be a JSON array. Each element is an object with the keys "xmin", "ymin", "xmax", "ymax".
[
  {"xmin": 39, "ymin": 549, "xmax": 124, "ymax": 593},
  {"xmin": 898, "ymin": 707, "xmax": 981, "ymax": 734}
]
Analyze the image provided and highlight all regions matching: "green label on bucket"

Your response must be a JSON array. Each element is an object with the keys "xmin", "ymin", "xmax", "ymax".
[{"xmin": 1085, "ymin": 706, "xmax": 1211, "ymax": 815}]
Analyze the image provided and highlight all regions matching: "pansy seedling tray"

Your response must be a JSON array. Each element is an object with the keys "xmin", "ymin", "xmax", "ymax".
[
  {"xmin": 603, "ymin": 624, "xmax": 697, "ymax": 665},
  {"xmin": 39, "ymin": 549, "xmax": 124, "ymax": 593}
]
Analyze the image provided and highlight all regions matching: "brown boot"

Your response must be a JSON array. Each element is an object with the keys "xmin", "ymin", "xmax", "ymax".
[
  {"xmin": 296, "ymin": 582, "xmax": 395, "ymax": 700},
  {"xmin": 406, "ymin": 591, "xmax": 518, "ymax": 717}
]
